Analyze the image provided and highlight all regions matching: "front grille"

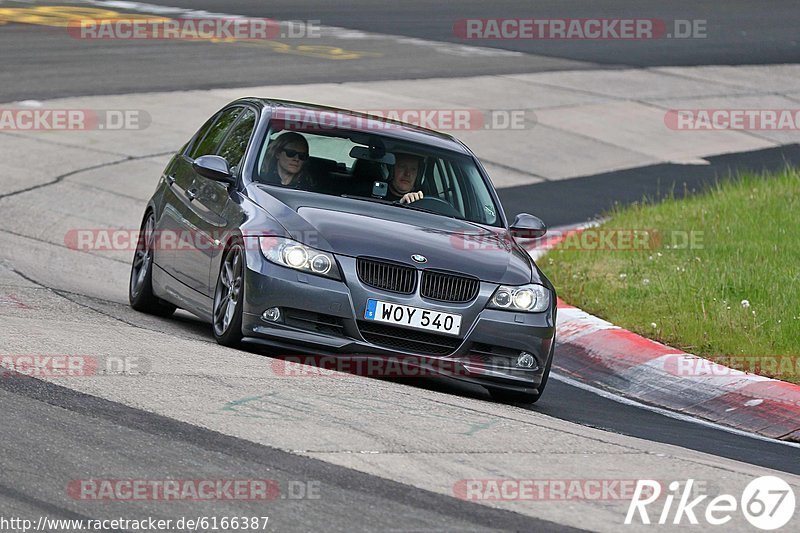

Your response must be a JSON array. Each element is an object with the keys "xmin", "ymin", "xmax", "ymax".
[
  {"xmin": 357, "ymin": 257, "xmax": 417, "ymax": 294},
  {"xmin": 284, "ymin": 308, "xmax": 345, "ymax": 336},
  {"xmin": 357, "ymin": 321, "xmax": 461, "ymax": 356},
  {"xmin": 421, "ymin": 270, "xmax": 480, "ymax": 303}
]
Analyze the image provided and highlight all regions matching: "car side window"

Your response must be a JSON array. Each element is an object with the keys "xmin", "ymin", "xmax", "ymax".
[
  {"xmin": 184, "ymin": 116, "xmax": 217, "ymax": 157},
  {"xmin": 428, "ymin": 158, "xmax": 466, "ymax": 219},
  {"xmin": 216, "ymin": 108, "xmax": 256, "ymax": 171},
  {"xmin": 442, "ymin": 159, "xmax": 466, "ymax": 215},
  {"xmin": 431, "ymin": 159, "xmax": 445, "ymax": 196},
  {"xmin": 462, "ymin": 164, "xmax": 497, "ymax": 225},
  {"xmin": 189, "ymin": 107, "xmax": 242, "ymax": 160}
]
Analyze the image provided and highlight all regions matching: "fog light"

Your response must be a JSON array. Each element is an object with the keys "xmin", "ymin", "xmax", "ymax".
[
  {"xmin": 262, "ymin": 307, "xmax": 281, "ymax": 322},
  {"xmin": 516, "ymin": 352, "xmax": 537, "ymax": 369}
]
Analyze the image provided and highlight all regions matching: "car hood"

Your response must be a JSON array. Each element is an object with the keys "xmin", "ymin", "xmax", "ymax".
[{"xmin": 250, "ymin": 186, "xmax": 535, "ymax": 284}]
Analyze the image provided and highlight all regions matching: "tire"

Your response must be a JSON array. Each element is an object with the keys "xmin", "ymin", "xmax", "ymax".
[
  {"xmin": 488, "ymin": 341, "xmax": 555, "ymax": 405},
  {"xmin": 129, "ymin": 211, "xmax": 176, "ymax": 317},
  {"xmin": 212, "ymin": 240, "xmax": 245, "ymax": 347}
]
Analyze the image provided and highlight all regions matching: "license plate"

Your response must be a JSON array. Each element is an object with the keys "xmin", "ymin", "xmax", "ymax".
[{"xmin": 364, "ymin": 299, "xmax": 461, "ymax": 335}]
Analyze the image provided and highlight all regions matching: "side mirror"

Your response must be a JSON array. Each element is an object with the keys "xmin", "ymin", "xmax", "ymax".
[
  {"xmin": 193, "ymin": 155, "xmax": 235, "ymax": 185},
  {"xmin": 510, "ymin": 213, "xmax": 547, "ymax": 239}
]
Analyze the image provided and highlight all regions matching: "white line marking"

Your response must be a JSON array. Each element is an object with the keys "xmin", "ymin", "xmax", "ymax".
[{"xmin": 550, "ymin": 372, "xmax": 800, "ymax": 449}]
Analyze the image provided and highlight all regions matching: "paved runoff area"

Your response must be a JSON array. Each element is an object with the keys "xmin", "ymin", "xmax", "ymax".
[
  {"xmin": 2, "ymin": 64, "xmax": 800, "ymax": 531},
  {"xmin": 2, "ymin": 64, "xmax": 799, "ymax": 195}
]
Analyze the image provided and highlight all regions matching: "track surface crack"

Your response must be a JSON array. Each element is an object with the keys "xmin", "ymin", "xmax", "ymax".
[{"xmin": 0, "ymin": 150, "xmax": 173, "ymax": 201}]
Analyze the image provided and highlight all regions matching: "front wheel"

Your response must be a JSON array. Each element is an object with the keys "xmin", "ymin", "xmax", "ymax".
[
  {"xmin": 212, "ymin": 241, "xmax": 245, "ymax": 347},
  {"xmin": 129, "ymin": 211, "xmax": 176, "ymax": 317}
]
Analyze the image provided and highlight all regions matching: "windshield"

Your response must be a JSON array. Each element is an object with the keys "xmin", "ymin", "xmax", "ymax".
[{"xmin": 253, "ymin": 120, "xmax": 501, "ymax": 226}]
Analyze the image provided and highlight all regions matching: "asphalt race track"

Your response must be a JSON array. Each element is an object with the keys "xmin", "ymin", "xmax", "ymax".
[
  {"xmin": 1, "ymin": 1, "xmax": 799, "ymax": 532},
  {"xmin": 3, "ymin": 0, "xmax": 799, "ymax": 101},
  {"xmin": 145, "ymin": 0, "xmax": 800, "ymax": 66}
]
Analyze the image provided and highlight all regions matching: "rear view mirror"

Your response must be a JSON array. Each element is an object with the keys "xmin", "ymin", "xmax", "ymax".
[
  {"xmin": 350, "ymin": 146, "xmax": 396, "ymax": 165},
  {"xmin": 193, "ymin": 155, "xmax": 235, "ymax": 185},
  {"xmin": 510, "ymin": 213, "xmax": 547, "ymax": 239}
]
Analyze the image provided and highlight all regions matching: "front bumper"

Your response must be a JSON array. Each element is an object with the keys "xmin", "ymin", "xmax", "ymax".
[{"xmin": 241, "ymin": 255, "xmax": 555, "ymax": 392}]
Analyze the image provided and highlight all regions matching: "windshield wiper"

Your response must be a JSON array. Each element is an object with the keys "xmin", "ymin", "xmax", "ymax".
[
  {"xmin": 341, "ymin": 194, "xmax": 463, "ymax": 221},
  {"xmin": 391, "ymin": 201, "xmax": 462, "ymax": 221},
  {"xmin": 340, "ymin": 194, "xmax": 394, "ymax": 205}
]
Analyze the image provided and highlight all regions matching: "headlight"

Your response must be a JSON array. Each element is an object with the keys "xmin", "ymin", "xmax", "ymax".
[
  {"xmin": 259, "ymin": 237, "xmax": 341, "ymax": 280},
  {"xmin": 488, "ymin": 284, "xmax": 549, "ymax": 313}
]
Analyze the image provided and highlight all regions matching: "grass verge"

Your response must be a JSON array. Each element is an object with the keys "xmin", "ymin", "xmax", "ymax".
[{"xmin": 543, "ymin": 167, "xmax": 800, "ymax": 384}]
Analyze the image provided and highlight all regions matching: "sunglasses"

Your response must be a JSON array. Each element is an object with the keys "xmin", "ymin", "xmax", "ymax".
[{"xmin": 282, "ymin": 148, "xmax": 309, "ymax": 161}]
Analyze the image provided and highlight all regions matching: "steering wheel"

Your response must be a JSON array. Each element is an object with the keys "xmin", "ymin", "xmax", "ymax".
[{"xmin": 409, "ymin": 197, "xmax": 461, "ymax": 217}]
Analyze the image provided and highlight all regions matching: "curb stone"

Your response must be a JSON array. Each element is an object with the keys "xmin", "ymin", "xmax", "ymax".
[{"xmin": 526, "ymin": 226, "xmax": 800, "ymax": 442}]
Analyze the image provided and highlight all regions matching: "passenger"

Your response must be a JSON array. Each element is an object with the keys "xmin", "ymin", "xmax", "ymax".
[
  {"xmin": 261, "ymin": 132, "xmax": 312, "ymax": 188},
  {"xmin": 385, "ymin": 153, "xmax": 424, "ymax": 204}
]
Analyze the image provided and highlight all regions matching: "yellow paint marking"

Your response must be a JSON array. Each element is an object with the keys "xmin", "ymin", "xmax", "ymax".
[
  {"xmin": 210, "ymin": 38, "xmax": 382, "ymax": 61},
  {"xmin": 0, "ymin": 5, "xmax": 378, "ymax": 60}
]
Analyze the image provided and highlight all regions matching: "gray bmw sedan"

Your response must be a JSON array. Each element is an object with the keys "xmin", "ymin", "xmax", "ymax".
[{"xmin": 129, "ymin": 99, "xmax": 556, "ymax": 403}]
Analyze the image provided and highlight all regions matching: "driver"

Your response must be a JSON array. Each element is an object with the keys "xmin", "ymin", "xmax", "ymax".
[{"xmin": 385, "ymin": 153, "xmax": 424, "ymax": 204}]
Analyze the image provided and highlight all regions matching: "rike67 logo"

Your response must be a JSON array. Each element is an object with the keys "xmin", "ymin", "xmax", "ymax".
[{"xmin": 626, "ymin": 476, "xmax": 795, "ymax": 530}]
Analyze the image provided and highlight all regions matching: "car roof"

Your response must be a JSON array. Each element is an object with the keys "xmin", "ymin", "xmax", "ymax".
[{"xmin": 233, "ymin": 97, "xmax": 473, "ymax": 155}]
